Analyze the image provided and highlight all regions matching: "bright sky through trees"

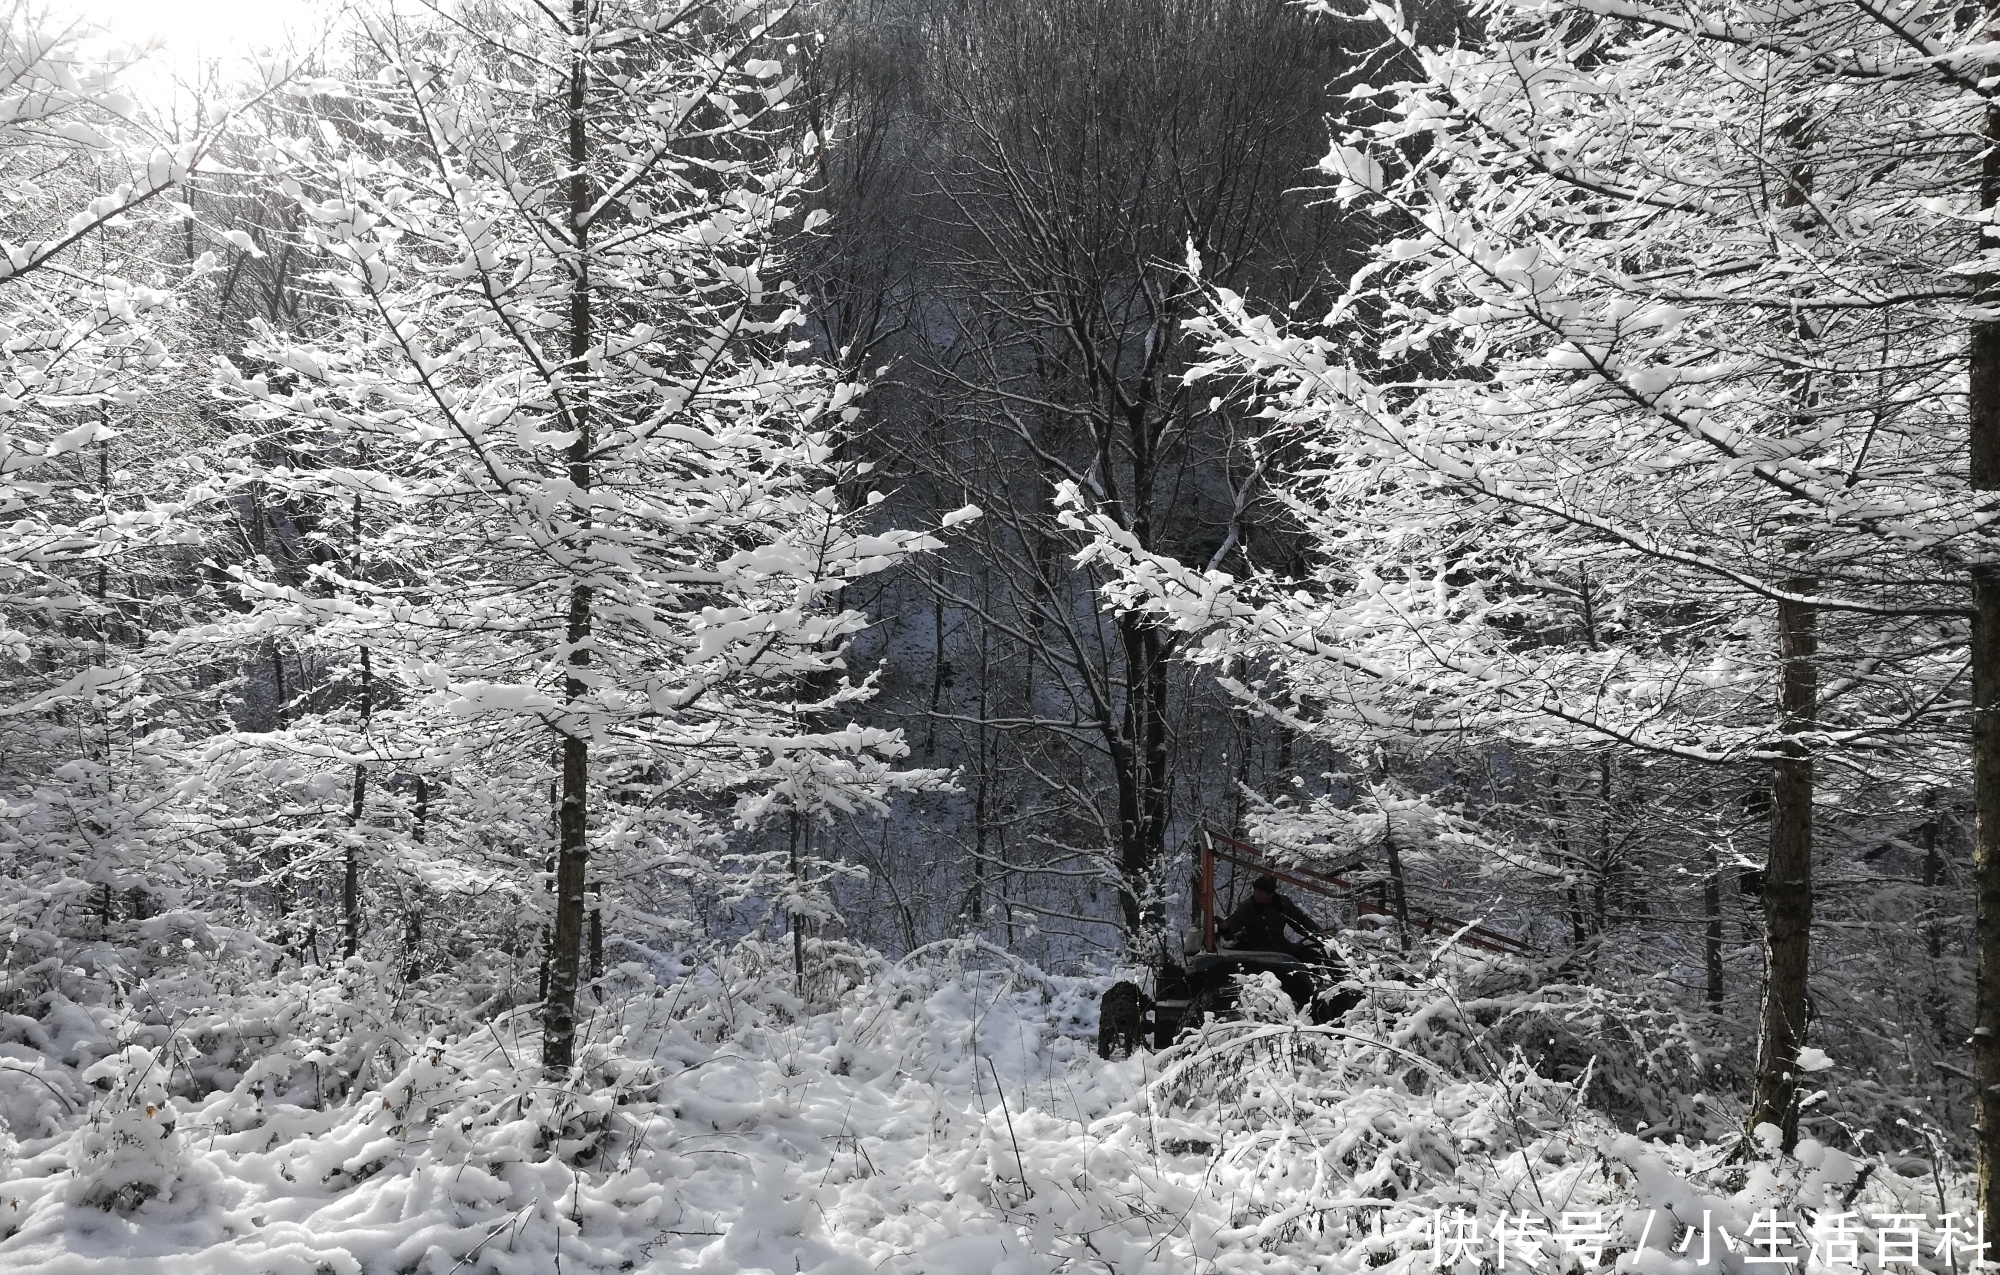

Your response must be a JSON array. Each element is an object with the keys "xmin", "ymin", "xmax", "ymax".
[{"xmin": 60, "ymin": 0, "xmax": 322, "ymax": 90}]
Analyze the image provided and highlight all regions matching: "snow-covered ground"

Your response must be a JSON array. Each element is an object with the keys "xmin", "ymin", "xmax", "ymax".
[{"xmin": 0, "ymin": 941, "xmax": 1967, "ymax": 1275}]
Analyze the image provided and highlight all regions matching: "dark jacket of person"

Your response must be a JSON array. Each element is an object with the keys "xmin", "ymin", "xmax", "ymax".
[{"xmin": 1220, "ymin": 891, "xmax": 1321, "ymax": 950}]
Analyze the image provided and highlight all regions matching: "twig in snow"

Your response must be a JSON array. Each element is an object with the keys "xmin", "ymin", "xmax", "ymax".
[
  {"xmin": 446, "ymin": 1206, "xmax": 535, "ymax": 1275},
  {"xmin": 0, "ymin": 1063, "xmax": 75, "ymax": 1112},
  {"xmin": 989, "ymin": 1056, "xmax": 1033, "ymax": 1200}
]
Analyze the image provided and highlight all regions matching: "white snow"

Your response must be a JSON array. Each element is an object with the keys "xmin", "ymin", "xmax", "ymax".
[{"xmin": 0, "ymin": 946, "xmax": 1965, "ymax": 1275}]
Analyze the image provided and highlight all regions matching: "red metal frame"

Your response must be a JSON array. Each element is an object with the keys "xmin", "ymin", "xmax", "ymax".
[{"xmin": 1196, "ymin": 827, "xmax": 1535, "ymax": 959}]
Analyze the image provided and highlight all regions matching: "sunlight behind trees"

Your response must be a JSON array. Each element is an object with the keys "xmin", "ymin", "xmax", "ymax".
[{"xmin": 56, "ymin": 0, "xmax": 328, "ymax": 103}]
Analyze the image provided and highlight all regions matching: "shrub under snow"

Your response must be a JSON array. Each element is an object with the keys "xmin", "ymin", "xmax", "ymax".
[{"xmin": 0, "ymin": 941, "xmax": 1973, "ymax": 1274}]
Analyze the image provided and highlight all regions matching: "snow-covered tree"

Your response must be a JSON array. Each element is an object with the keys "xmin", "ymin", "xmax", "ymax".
[
  {"xmin": 1064, "ymin": 0, "xmax": 1991, "ymax": 1154},
  {"xmin": 216, "ymin": 0, "xmax": 958, "ymax": 1069},
  {"xmin": 0, "ymin": 8, "xmax": 291, "ymax": 674},
  {"xmin": 0, "ymin": 10, "xmax": 307, "ymax": 967}
]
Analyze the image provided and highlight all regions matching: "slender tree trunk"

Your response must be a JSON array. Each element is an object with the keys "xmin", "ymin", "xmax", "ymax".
[
  {"xmin": 588, "ymin": 878, "xmax": 603, "ymax": 995},
  {"xmin": 95, "ymin": 434, "xmax": 109, "ymax": 643},
  {"xmin": 1379, "ymin": 789, "xmax": 1411, "ymax": 951},
  {"xmin": 345, "ymin": 645, "xmax": 371, "ymax": 960},
  {"xmin": 789, "ymin": 813, "xmax": 806, "ymax": 995},
  {"xmin": 1114, "ymin": 613, "xmax": 1170, "ymax": 950},
  {"xmin": 1593, "ymin": 753, "xmax": 1614, "ymax": 935},
  {"xmin": 543, "ymin": 1, "xmax": 593, "ymax": 1073},
  {"xmin": 1704, "ymin": 839, "xmax": 1723, "ymax": 1008},
  {"xmin": 273, "ymin": 871, "xmax": 293, "ymax": 960},
  {"xmin": 1919, "ymin": 795, "xmax": 1947, "ymax": 1047},
  {"xmin": 1111, "ymin": 737, "xmax": 1143, "ymax": 935},
  {"xmin": 1971, "ymin": 39, "xmax": 2000, "ymax": 1225},
  {"xmin": 271, "ymin": 645, "xmax": 287, "ymax": 729},
  {"xmin": 1577, "ymin": 577, "xmax": 1615, "ymax": 941},
  {"xmin": 924, "ymin": 591, "xmax": 944, "ymax": 755},
  {"xmin": 1143, "ymin": 625, "xmax": 1170, "ymax": 924},
  {"xmin": 1551, "ymin": 783, "xmax": 1587, "ymax": 951},
  {"xmin": 344, "ymin": 764, "xmax": 366, "ymax": 959},
  {"xmin": 1747, "ymin": 587, "xmax": 1815, "ymax": 1150},
  {"xmin": 345, "ymin": 476, "xmax": 370, "ymax": 962},
  {"xmin": 404, "ymin": 776, "xmax": 428, "ymax": 982},
  {"xmin": 971, "ymin": 607, "xmax": 989, "ymax": 928}
]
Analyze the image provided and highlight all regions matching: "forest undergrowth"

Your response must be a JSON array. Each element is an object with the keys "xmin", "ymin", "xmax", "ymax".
[{"xmin": 0, "ymin": 930, "xmax": 1969, "ymax": 1275}]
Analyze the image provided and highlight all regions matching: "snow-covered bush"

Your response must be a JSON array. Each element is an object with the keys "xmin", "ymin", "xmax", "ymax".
[
  {"xmin": 68, "ymin": 1045, "xmax": 186, "ymax": 1212},
  {"xmin": 0, "ymin": 944, "xmax": 1972, "ymax": 1270}
]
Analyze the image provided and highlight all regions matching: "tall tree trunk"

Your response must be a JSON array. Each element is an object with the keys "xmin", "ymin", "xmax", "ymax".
[
  {"xmin": 1113, "ymin": 613, "xmax": 1171, "ymax": 951},
  {"xmin": 344, "ymin": 473, "xmax": 371, "ymax": 961},
  {"xmin": 1918, "ymin": 795, "xmax": 1947, "ymax": 1048},
  {"xmin": 970, "ymin": 607, "xmax": 989, "ymax": 928},
  {"xmin": 1143, "ymin": 625, "xmax": 1170, "ymax": 927},
  {"xmin": 271, "ymin": 644, "xmax": 287, "ymax": 728},
  {"xmin": 1745, "ymin": 113, "xmax": 1824, "ymax": 1153},
  {"xmin": 1382, "ymin": 810, "xmax": 1411, "ymax": 952},
  {"xmin": 1747, "ymin": 587, "xmax": 1815, "ymax": 1150},
  {"xmin": 1971, "ymin": 40, "xmax": 2000, "ymax": 1227},
  {"xmin": 404, "ymin": 776, "xmax": 428, "ymax": 981},
  {"xmin": 923, "ymin": 591, "xmax": 944, "ymax": 755},
  {"xmin": 1551, "ymin": 783, "xmax": 1587, "ymax": 951},
  {"xmin": 1111, "ymin": 734, "xmax": 1143, "ymax": 936},
  {"xmin": 345, "ymin": 646, "xmax": 371, "ymax": 960},
  {"xmin": 543, "ymin": 0, "xmax": 593, "ymax": 1073},
  {"xmin": 1593, "ymin": 753, "xmax": 1613, "ymax": 936},
  {"xmin": 1578, "ymin": 579, "xmax": 1613, "ymax": 940},
  {"xmin": 1704, "ymin": 839, "xmax": 1724, "ymax": 1009},
  {"xmin": 789, "ymin": 813, "xmax": 806, "ymax": 995},
  {"xmin": 344, "ymin": 769, "xmax": 366, "ymax": 959}
]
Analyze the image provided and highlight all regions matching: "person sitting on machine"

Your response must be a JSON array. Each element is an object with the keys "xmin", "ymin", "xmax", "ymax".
[{"xmin": 1219, "ymin": 874, "xmax": 1328, "ymax": 963}]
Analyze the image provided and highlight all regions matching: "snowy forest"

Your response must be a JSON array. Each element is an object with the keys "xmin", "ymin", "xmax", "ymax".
[{"xmin": 0, "ymin": 0, "xmax": 1993, "ymax": 1269}]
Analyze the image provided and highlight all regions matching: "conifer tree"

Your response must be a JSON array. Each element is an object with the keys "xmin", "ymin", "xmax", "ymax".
[{"xmin": 221, "ymin": 0, "xmax": 952, "ymax": 1070}]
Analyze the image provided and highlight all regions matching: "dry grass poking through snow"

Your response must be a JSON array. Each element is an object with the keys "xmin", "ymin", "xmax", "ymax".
[{"xmin": 0, "ymin": 941, "xmax": 1974, "ymax": 1274}]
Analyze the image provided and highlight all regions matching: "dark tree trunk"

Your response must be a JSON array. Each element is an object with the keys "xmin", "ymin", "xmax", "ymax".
[
  {"xmin": 405, "ymin": 777, "xmax": 428, "ymax": 982},
  {"xmin": 1746, "ymin": 111, "xmax": 1824, "ymax": 1150},
  {"xmin": 413, "ymin": 774, "xmax": 428, "ymax": 844},
  {"xmin": 345, "ymin": 647, "xmax": 371, "ymax": 960},
  {"xmin": 1972, "ymin": 56, "xmax": 2000, "ymax": 1229},
  {"xmin": 1747, "ymin": 587, "xmax": 1815, "ymax": 1150},
  {"xmin": 542, "ymin": 0, "xmax": 593, "ymax": 1073},
  {"xmin": 344, "ymin": 764, "xmax": 365, "ymax": 959},
  {"xmin": 1382, "ymin": 810, "xmax": 1411, "ymax": 952},
  {"xmin": 589, "ymin": 879, "xmax": 603, "ymax": 993},
  {"xmin": 790, "ymin": 813, "xmax": 807, "ymax": 993},
  {"xmin": 1704, "ymin": 839, "xmax": 1724, "ymax": 1008},
  {"xmin": 271, "ymin": 644, "xmax": 287, "ymax": 728},
  {"xmin": 1113, "ymin": 613, "xmax": 1171, "ymax": 950},
  {"xmin": 1593, "ymin": 753, "xmax": 1614, "ymax": 936},
  {"xmin": 971, "ymin": 613, "xmax": 989, "ymax": 928},
  {"xmin": 1919, "ymin": 797, "xmax": 1946, "ymax": 1047},
  {"xmin": 1550, "ymin": 782, "xmax": 1588, "ymax": 951}
]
